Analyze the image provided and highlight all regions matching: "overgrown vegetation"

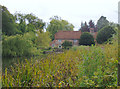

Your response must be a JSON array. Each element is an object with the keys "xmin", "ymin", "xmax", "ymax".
[
  {"xmin": 2, "ymin": 26, "xmax": 118, "ymax": 87},
  {"xmin": 2, "ymin": 42, "xmax": 118, "ymax": 87},
  {"xmin": 1, "ymin": 5, "xmax": 118, "ymax": 88}
]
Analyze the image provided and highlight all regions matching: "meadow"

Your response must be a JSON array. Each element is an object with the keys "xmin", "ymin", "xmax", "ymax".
[{"xmin": 2, "ymin": 42, "xmax": 118, "ymax": 87}]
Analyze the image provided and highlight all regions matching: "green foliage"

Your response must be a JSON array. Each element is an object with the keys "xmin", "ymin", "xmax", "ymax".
[
  {"xmin": 2, "ymin": 6, "xmax": 45, "ymax": 35},
  {"xmin": 2, "ymin": 42, "xmax": 117, "ymax": 87},
  {"xmin": 96, "ymin": 26, "xmax": 116, "ymax": 44},
  {"xmin": 2, "ymin": 6, "xmax": 18, "ymax": 35},
  {"xmin": 26, "ymin": 13, "xmax": 45, "ymax": 30},
  {"xmin": 35, "ymin": 31, "xmax": 51, "ymax": 48},
  {"xmin": 97, "ymin": 16, "xmax": 109, "ymax": 31},
  {"xmin": 79, "ymin": 32, "xmax": 95, "ymax": 46},
  {"xmin": 2, "ymin": 28, "xmax": 118, "ymax": 87},
  {"xmin": 80, "ymin": 22, "xmax": 89, "ymax": 32},
  {"xmin": 46, "ymin": 16, "xmax": 74, "ymax": 40},
  {"xmin": 2, "ymin": 32, "xmax": 38, "ymax": 57},
  {"xmin": 62, "ymin": 40, "xmax": 72, "ymax": 49},
  {"xmin": 14, "ymin": 12, "xmax": 45, "ymax": 34},
  {"xmin": 1, "ymin": 6, "xmax": 118, "ymax": 88}
]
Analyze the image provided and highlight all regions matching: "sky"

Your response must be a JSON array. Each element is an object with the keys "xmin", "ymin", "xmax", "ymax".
[{"xmin": 0, "ymin": 0, "xmax": 119, "ymax": 31}]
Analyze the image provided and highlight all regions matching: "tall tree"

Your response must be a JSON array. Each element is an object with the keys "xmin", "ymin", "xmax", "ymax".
[
  {"xmin": 89, "ymin": 20, "xmax": 95, "ymax": 28},
  {"xmin": 46, "ymin": 16, "xmax": 74, "ymax": 40},
  {"xmin": 97, "ymin": 16, "xmax": 109, "ymax": 31},
  {"xmin": 2, "ymin": 6, "xmax": 18, "ymax": 35},
  {"xmin": 81, "ymin": 22, "xmax": 89, "ymax": 32},
  {"xmin": 14, "ymin": 13, "xmax": 45, "ymax": 34}
]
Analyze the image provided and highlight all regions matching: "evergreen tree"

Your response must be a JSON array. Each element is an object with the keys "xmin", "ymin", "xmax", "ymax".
[
  {"xmin": 81, "ymin": 22, "xmax": 89, "ymax": 32},
  {"xmin": 97, "ymin": 16, "xmax": 109, "ymax": 31},
  {"xmin": 89, "ymin": 20, "xmax": 95, "ymax": 28}
]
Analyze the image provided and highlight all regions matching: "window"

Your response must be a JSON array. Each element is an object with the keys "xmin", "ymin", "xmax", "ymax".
[
  {"xmin": 58, "ymin": 40, "xmax": 61, "ymax": 42},
  {"xmin": 73, "ymin": 40, "xmax": 77, "ymax": 43},
  {"xmin": 52, "ymin": 44, "xmax": 54, "ymax": 47}
]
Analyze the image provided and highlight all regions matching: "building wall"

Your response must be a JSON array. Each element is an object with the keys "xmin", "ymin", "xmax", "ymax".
[
  {"xmin": 50, "ymin": 39, "xmax": 79, "ymax": 48},
  {"xmin": 50, "ymin": 29, "xmax": 98, "ymax": 48}
]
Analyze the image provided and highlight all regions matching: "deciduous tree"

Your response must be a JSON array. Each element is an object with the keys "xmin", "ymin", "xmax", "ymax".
[
  {"xmin": 35, "ymin": 30, "xmax": 51, "ymax": 48},
  {"xmin": 46, "ymin": 16, "xmax": 74, "ymax": 40},
  {"xmin": 2, "ymin": 6, "xmax": 18, "ymax": 35}
]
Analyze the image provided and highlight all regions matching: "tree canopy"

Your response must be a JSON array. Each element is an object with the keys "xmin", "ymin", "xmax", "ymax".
[
  {"xmin": 80, "ymin": 22, "xmax": 89, "ymax": 32},
  {"xmin": 96, "ymin": 16, "xmax": 109, "ymax": 31},
  {"xmin": 96, "ymin": 26, "xmax": 116, "ymax": 44},
  {"xmin": 46, "ymin": 16, "xmax": 74, "ymax": 40},
  {"xmin": 14, "ymin": 13, "xmax": 45, "ymax": 34},
  {"xmin": 2, "ymin": 6, "xmax": 18, "ymax": 35},
  {"xmin": 35, "ymin": 31, "xmax": 51, "ymax": 48}
]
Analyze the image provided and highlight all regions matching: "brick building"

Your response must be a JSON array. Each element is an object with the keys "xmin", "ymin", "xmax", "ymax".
[{"xmin": 50, "ymin": 28, "xmax": 97, "ymax": 48}]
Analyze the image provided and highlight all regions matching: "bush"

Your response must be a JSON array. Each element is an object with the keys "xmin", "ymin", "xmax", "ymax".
[
  {"xmin": 79, "ymin": 32, "xmax": 95, "ymax": 46},
  {"xmin": 2, "ymin": 34, "xmax": 37, "ymax": 57},
  {"xmin": 96, "ymin": 26, "xmax": 116, "ymax": 44},
  {"xmin": 62, "ymin": 40, "xmax": 72, "ymax": 49}
]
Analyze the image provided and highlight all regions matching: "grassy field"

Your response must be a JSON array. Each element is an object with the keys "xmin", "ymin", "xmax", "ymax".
[{"xmin": 2, "ymin": 42, "xmax": 118, "ymax": 87}]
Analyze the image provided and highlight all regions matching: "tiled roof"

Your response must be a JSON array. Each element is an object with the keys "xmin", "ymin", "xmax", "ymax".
[{"xmin": 55, "ymin": 30, "xmax": 82, "ymax": 40}]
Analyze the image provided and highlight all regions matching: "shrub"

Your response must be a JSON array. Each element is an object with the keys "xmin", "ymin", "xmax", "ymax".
[
  {"xmin": 79, "ymin": 32, "xmax": 95, "ymax": 46},
  {"xmin": 2, "ymin": 34, "xmax": 37, "ymax": 57},
  {"xmin": 62, "ymin": 40, "xmax": 72, "ymax": 49},
  {"xmin": 96, "ymin": 26, "xmax": 116, "ymax": 44}
]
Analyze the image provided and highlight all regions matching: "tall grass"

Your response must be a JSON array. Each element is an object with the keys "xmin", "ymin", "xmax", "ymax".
[{"xmin": 2, "ymin": 43, "xmax": 118, "ymax": 87}]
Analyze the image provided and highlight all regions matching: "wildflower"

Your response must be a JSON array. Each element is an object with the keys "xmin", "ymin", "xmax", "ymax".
[{"xmin": 58, "ymin": 82, "xmax": 61, "ymax": 86}]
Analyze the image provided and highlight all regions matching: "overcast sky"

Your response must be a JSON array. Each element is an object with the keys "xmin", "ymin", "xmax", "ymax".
[{"xmin": 1, "ymin": 0, "xmax": 119, "ymax": 31}]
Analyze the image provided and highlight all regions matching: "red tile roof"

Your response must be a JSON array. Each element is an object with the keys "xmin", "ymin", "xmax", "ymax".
[{"xmin": 55, "ymin": 30, "xmax": 82, "ymax": 40}]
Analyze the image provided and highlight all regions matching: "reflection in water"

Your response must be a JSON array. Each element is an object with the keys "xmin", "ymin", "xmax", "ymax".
[
  {"xmin": 2, "ymin": 56, "xmax": 44, "ymax": 73},
  {"xmin": 2, "ymin": 57, "xmax": 27, "ymax": 73}
]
